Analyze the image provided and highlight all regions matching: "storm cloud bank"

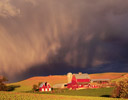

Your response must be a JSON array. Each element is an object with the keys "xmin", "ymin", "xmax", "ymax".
[{"xmin": 0, "ymin": 0, "xmax": 128, "ymax": 82}]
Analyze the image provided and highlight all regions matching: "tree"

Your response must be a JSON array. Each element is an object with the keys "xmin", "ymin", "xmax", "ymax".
[
  {"xmin": 112, "ymin": 78, "xmax": 128, "ymax": 98},
  {"xmin": 38, "ymin": 82, "xmax": 42, "ymax": 88},
  {"xmin": 0, "ymin": 76, "xmax": 8, "ymax": 91}
]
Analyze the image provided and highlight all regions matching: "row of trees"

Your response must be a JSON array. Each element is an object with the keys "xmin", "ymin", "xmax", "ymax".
[{"xmin": 0, "ymin": 76, "xmax": 20, "ymax": 91}]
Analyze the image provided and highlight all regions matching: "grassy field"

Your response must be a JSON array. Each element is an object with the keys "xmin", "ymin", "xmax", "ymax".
[
  {"xmin": 53, "ymin": 88, "xmax": 114, "ymax": 97},
  {"xmin": 8, "ymin": 72, "xmax": 126, "ymax": 92},
  {"xmin": 89, "ymin": 72, "xmax": 126, "ymax": 80},
  {"xmin": 27, "ymin": 88, "xmax": 114, "ymax": 97},
  {"xmin": 0, "ymin": 91, "xmax": 125, "ymax": 100},
  {"xmin": 7, "ymin": 85, "xmax": 114, "ymax": 97},
  {"xmin": 3, "ymin": 72, "xmax": 127, "ymax": 100}
]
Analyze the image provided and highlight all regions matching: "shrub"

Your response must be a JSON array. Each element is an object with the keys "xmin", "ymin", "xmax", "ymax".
[
  {"xmin": 112, "ymin": 78, "xmax": 128, "ymax": 98},
  {"xmin": 7, "ymin": 85, "xmax": 20, "ymax": 91},
  {"xmin": 32, "ymin": 84, "xmax": 38, "ymax": 92}
]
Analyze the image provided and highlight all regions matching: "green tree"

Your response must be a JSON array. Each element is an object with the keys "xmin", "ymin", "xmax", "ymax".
[
  {"xmin": 112, "ymin": 78, "xmax": 128, "ymax": 98},
  {"xmin": 32, "ymin": 84, "xmax": 38, "ymax": 92},
  {"xmin": 0, "ymin": 76, "xmax": 8, "ymax": 91},
  {"xmin": 38, "ymin": 82, "xmax": 42, "ymax": 88}
]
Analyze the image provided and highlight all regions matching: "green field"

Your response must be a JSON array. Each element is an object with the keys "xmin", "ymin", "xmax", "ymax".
[
  {"xmin": 53, "ymin": 88, "xmax": 114, "ymax": 97},
  {"xmin": 28, "ymin": 88, "xmax": 113, "ymax": 97},
  {"xmin": 0, "ymin": 91, "xmax": 125, "ymax": 100},
  {"xmin": 1, "ymin": 87, "xmax": 123, "ymax": 100},
  {"xmin": 7, "ymin": 73, "xmax": 126, "ymax": 92},
  {"xmin": 2, "ymin": 73, "xmax": 127, "ymax": 100}
]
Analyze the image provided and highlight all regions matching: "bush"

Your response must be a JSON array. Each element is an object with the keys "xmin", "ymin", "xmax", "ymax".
[
  {"xmin": 32, "ymin": 84, "xmax": 38, "ymax": 92},
  {"xmin": 7, "ymin": 85, "xmax": 20, "ymax": 91},
  {"xmin": 112, "ymin": 78, "xmax": 128, "ymax": 98}
]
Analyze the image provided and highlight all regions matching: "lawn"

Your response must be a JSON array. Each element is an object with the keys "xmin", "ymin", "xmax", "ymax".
[
  {"xmin": 0, "ymin": 91, "xmax": 125, "ymax": 100},
  {"xmin": 52, "ymin": 88, "xmax": 114, "ymax": 97}
]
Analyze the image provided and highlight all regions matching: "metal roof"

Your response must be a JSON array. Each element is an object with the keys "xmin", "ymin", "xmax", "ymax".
[
  {"xmin": 53, "ymin": 83, "xmax": 67, "ymax": 88},
  {"xmin": 74, "ymin": 73, "xmax": 90, "ymax": 79},
  {"xmin": 91, "ymin": 79, "xmax": 110, "ymax": 81},
  {"xmin": 39, "ymin": 82, "xmax": 50, "ymax": 87},
  {"xmin": 39, "ymin": 82, "xmax": 45, "ymax": 87}
]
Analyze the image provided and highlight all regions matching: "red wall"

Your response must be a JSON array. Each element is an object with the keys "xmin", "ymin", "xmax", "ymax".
[
  {"xmin": 77, "ymin": 79, "xmax": 90, "ymax": 82},
  {"xmin": 71, "ymin": 75, "xmax": 90, "ymax": 83},
  {"xmin": 71, "ymin": 75, "xmax": 77, "ymax": 84}
]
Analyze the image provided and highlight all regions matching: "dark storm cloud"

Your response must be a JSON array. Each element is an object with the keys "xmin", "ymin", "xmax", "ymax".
[{"xmin": 0, "ymin": 0, "xmax": 128, "ymax": 82}]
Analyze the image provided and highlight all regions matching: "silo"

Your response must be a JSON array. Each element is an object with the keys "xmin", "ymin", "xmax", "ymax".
[{"xmin": 67, "ymin": 72, "xmax": 72, "ymax": 83}]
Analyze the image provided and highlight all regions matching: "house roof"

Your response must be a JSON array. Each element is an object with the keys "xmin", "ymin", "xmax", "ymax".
[
  {"xmin": 39, "ymin": 82, "xmax": 45, "ymax": 87},
  {"xmin": 74, "ymin": 73, "xmax": 90, "ymax": 79},
  {"xmin": 39, "ymin": 82, "xmax": 50, "ymax": 87}
]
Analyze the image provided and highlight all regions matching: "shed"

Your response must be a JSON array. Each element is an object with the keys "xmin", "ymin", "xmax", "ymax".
[
  {"xmin": 53, "ymin": 83, "xmax": 67, "ymax": 88},
  {"xmin": 91, "ymin": 79, "xmax": 110, "ymax": 84},
  {"xmin": 39, "ymin": 82, "xmax": 51, "ymax": 92}
]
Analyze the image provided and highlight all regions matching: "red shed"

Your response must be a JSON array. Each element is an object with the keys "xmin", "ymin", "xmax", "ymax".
[
  {"xmin": 39, "ymin": 82, "xmax": 51, "ymax": 92},
  {"xmin": 67, "ymin": 73, "xmax": 90, "ymax": 89}
]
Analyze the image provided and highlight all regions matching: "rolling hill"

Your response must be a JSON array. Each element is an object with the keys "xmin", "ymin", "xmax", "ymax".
[{"xmin": 9, "ymin": 72, "xmax": 127, "ymax": 92}]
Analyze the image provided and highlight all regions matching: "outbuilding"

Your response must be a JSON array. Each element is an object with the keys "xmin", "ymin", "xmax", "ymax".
[
  {"xmin": 67, "ymin": 73, "xmax": 90, "ymax": 89},
  {"xmin": 39, "ymin": 82, "xmax": 51, "ymax": 92},
  {"xmin": 91, "ymin": 79, "xmax": 110, "ymax": 84}
]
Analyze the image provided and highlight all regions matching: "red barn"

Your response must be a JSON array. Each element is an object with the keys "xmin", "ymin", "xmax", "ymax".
[
  {"xmin": 39, "ymin": 82, "xmax": 51, "ymax": 92},
  {"xmin": 67, "ymin": 73, "xmax": 90, "ymax": 89}
]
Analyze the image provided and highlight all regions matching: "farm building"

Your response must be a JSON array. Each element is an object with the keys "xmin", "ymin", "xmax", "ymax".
[
  {"xmin": 39, "ymin": 82, "xmax": 51, "ymax": 92},
  {"xmin": 66, "ymin": 72, "xmax": 111, "ymax": 89},
  {"xmin": 53, "ymin": 83, "xmax": 67, "ymax": 88},
  {"xmin": 67, "ymin": 72, "xmax": 91, "ymax": 89},
  {"xmin": 91, "ymin": 79, "xmax": 110, "ymax": 84}
]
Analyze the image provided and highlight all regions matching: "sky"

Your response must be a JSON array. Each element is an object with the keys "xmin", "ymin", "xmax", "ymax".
[{"xmin": 0, "ymin": 0, "xmax": 128, "ymax": 82}]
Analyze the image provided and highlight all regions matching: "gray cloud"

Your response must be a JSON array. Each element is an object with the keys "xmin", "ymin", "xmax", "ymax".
[
  {"xmin": 0, "ymin": 0, "xmax": 128, "ymax": 81},
  {"xmin": 0, "ymin": 0, "xmax": 20, "ymax": 17}
]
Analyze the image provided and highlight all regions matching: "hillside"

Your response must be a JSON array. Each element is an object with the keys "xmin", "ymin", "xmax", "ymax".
[
  {"xmin": 9, "ymin": 75, "xmax": 67, "ymax": 92},
  {"xmin": 9, "ymin": 72, "xmax": 127, "ymax": 92},
  {"xmin": 89, "ymin": 72, "xmax": 126, "ymax": 79}
]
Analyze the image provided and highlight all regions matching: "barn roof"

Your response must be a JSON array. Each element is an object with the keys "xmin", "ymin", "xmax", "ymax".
[{"xmin": 74, "ymin": 73, "xmax": 90, "ymax": 79}]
